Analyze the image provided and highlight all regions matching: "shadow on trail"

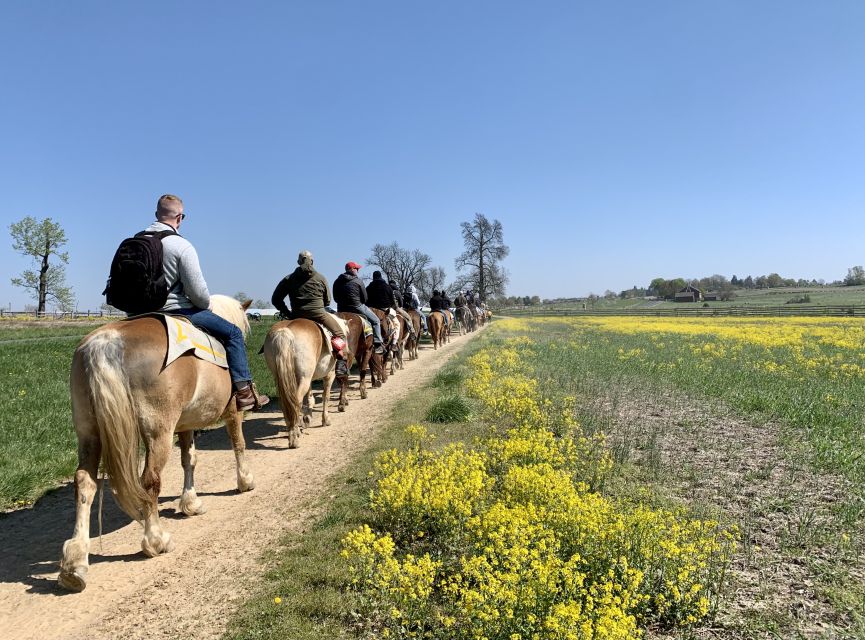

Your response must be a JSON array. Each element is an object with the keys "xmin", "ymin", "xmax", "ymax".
[{"xmin": 0, "ymin": 482, "xmax": 136, "ymax": 592}]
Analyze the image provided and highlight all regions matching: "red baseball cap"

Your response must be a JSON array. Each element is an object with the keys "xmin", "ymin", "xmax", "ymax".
[{"xmin": 345, "ymin": 261, "xmax": 362, "ymax": 270}]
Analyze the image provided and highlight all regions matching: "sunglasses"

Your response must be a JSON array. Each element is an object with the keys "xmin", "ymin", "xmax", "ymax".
[{"xmin": 177, "ymin": 212, "xmax": 186, "ymax": 220}]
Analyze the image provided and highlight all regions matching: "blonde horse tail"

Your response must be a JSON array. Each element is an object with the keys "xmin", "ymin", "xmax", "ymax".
[
  {"xmin": 270, "ymin": 329, "xmax": 301, "ymax": 435},
  {"xmin": 81, "ymin": 332, "xmax": 150, "ymax": 521}
]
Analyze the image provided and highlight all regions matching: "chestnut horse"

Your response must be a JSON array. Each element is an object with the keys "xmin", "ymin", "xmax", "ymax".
[
  {"xmin": 441, "ymin": 309, "xmax": 454, "ymax": 343},
  {"xmin": 427, "ymin": 310, "xmax": 446, "ymax": 349},
  {"xmin": 369, "ymin": 308, "xmax": 395, "ymax": 382},
  {"xmin": 335, "ymin": 312, "xmax": 381, "ymax": 408},
  {"xmin": 262, "ymin": 316, "xmax": 347, "ymax": 449},
  {"xmin": 404, "ymin": 309, "xmax": 422, "ymax": 360},
  {"xmin": 59, "ymin": 296, "xmax": 255, "ymax": 592}
]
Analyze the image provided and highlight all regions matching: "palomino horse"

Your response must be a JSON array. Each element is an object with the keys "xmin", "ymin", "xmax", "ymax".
[
  {"xmin": 335, "ymin": 312, "xmax": 380, "ymax": 408},
  {"xmin": 58, "ymin": 296, "xmax": 255, "ymax": 592},
  {"xmin": 388, "ymin": 312, "xmax": 412, "ymax": 372},
  {"xmin": 262, "ymin": 317, "xmax": 345, "ymax": 448},
  {"xmin": 427, "ymin": 310, "xmax": 446, "ymax": 350},
  {"xmin": 404, "ymin": 309, "xmax": 422, "ymax": 360}
]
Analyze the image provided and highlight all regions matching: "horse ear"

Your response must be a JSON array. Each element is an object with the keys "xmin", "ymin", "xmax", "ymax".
[{"xmin": 242, "ymin": 299, "xmax": 252, "ymax": 310}]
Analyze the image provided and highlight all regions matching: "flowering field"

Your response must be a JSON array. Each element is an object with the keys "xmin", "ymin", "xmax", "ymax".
[
  {"xmin": 227, "ymin": 316, "xmax": 865, "ymax": 639},
  {"xmin": 341, "ymin": 327, "xmax": 738, "ymax": 639},
  {"xmin": 525, "ymin": 315, "xmax": 865, "ymax": 490}
]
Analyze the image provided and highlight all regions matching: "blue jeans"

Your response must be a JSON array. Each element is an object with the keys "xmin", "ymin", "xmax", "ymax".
[
  {"xmin": 173, "ymin": 307, "xmax": 251, "ymax": 385},
  {"xmin": 356, "ymin": 304, "xmax": 384, "ymax": 345}
]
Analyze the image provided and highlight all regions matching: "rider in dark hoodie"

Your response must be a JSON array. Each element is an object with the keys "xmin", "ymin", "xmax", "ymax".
[
  {"xmin": 271, "ymin": 250, "xmax": 348, "ymax": 359},
  {"xmin": 332, "ymin": 261, "xmax": 385, "ymax": 353}
]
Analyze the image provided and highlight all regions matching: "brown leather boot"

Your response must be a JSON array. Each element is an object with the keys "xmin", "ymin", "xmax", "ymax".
[{"xmin": 235, "ymin": 383, "xmax": 270, "ymax": 411}]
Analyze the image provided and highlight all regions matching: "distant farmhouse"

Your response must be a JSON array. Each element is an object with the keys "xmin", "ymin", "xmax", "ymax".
[{"xmin": 674, "ymin": 285, "xmax": 702, "ymax": 303}]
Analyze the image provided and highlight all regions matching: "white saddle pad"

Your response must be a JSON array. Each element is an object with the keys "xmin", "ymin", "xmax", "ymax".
[{"xmin": 162, "ymin": 314, "xmax": 228, "ymax": 369}]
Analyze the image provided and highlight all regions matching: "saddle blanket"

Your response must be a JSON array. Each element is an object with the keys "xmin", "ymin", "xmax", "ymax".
[
  {"xmin": 359, "ymin": 315, "xmax": 373, "ymax": 338},
  {"xmin": 161, "ymin": 314, "xmax": 228, "ymax": 369},
  {"xmin": 319, "ymin": 314, "xmax": 351, "ymax": 346}
]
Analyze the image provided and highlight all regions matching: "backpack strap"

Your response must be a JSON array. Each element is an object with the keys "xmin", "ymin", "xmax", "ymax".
[{"xmin": 138, "ymin": 228, "xmax": 182, "ymax": 293}]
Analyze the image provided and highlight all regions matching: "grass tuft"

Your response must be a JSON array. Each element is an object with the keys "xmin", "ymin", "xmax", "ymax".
[{"xmin": 425, "ymin": 394, "xmax": 472, "ymax": 423}]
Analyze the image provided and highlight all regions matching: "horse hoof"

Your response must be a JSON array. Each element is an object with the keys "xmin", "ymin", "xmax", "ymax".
[
  {"xmin": 238, "ymin": 474, "xmax": 255, "ymax": 492},
  {"xmin": 338, "ymin": 405, "xmax": 345, "ymax": 412},
  {"xmin": 179, "ymin": 496, "xmax": 207, "ymax": 516},
  {"xmin": 58, "ymin": 567, "xmax": 87, "ymax": 592},
  {"xmin": 141, "ymin": 531, "xmax": 174, "ymax": 557}
]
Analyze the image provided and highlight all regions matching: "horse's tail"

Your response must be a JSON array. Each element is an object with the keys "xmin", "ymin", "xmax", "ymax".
[
  {"xmin": 79, "ymin": 331, "xmax": 150, "ymax": 521},
  {"xmin": 268, "ymin": 328, "xmax": 301, "ymax": 431}
]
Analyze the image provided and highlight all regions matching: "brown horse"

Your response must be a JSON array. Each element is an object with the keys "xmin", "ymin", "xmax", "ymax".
[
  {"xmin": 58, "ymin": 296, "xmax": 255, "ymax": 592},
  {"xmin": 455, "ymin": 305, "xmax": 473, "ymax": 333},
  {"xmin": 427, "ymin": 310, "xmax": 446, "ymax": 350},
  {"xmin": 262, "ymin": 316, "xmax": 347, "ymax": 448},
  {"xmin": 335, "ymin": 312, "xmax": 380, "ymax": 408},
  {"xmin": 404, "ymin": 309, "xmax": 422, "ymax": 360},
  {"xmin": 369, "ymin": 307, "xmax": 394, "ymax": 382},
  {"xmin": 441, "ymin": 309, "xmax": 454, "ymax": 343}
]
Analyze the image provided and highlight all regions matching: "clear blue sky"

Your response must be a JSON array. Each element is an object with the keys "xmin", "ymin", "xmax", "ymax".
[{"xmin": 2, "ymin": 1, "xmax": 863, "ymax": 309}]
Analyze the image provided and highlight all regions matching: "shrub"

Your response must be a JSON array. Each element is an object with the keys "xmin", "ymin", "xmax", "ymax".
[{"xmin": 425, "ymin": 394, "xmax": 472, "ymax": 423}]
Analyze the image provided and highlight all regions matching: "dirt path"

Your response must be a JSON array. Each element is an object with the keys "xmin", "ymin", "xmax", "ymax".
[{"xmin": 0, "ymin": 329, "xmax": 482, "ymax": 640}]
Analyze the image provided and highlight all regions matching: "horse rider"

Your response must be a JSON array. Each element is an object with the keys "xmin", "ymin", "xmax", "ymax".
[
  {"xmin": 271, "ymin": 251, "xmax": 350, "ymax": 373},
  {"xmin": 403, "ymin": 282, "xmax": 428, "ymax": 334},
  {"xmin": 366, "ymin": 271, "xmax": 401, "ymax": 345},
  {"xmin": 454, "ymin": 290, "xmax": 468, "ymax": 325},
  {"xmin": 441, "ymin": 290, "xmax": 452, "ymax": 310},
  {"xmin": 140, "ymin": 194, "xmax": 269, "ymax": 411},
  {"xmin": 387, "ymin": 279, "xmax": 418, "ymax": 341},
  {"xmin": 332, "ymin": 261, "xmax": 386, "ymax": 354},
  {"xmin": 429, "ymin": 289, "xmax": 449, "ymax": 329}
]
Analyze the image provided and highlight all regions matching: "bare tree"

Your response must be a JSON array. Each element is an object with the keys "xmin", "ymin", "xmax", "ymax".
[
  {"xmin": 366, "ymin": 242, "xmax": 432, "ymax": 292},
  {"xmin": 10, "ymin": 216, "xmax": 75, "ymax": 313},
  {"xmin": 454, "ymin": 213, "xmax": 509, "ymax": 302},
  {"xmin": 417, "ymin": 266, "xmax": 447, "ymax": 303}
]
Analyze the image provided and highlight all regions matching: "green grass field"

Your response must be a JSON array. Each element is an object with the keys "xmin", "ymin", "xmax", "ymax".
[{"xmin": 525, "ymin": 284, "xmax": 865, "ymax": 312}]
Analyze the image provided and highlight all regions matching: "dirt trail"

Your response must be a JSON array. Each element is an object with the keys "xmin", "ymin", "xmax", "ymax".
[{"xmin": 0, "ymin": 329, "xmax": 481, "ymax": 640}]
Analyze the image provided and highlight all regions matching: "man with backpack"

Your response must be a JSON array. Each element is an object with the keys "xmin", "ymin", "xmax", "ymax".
[{"xmin": 119, "ymin": 194, "xmax": 268, "ymax": 411}]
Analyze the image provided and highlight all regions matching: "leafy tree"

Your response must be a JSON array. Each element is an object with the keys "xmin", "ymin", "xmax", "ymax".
[
  {"xmin": 233, "ymin": 291, "xmax": 251, "ymax": 303},
  {"xmin": 9, "ymin": 216, "xmax": 74, "ymax": 313},
  {"xmin": 844, "ymin": 266, "xmax": 865, "ymax": 286},
  {"xmin": 454, "ymin": 213, "xmax": 509, "ymax": 302},
  {"xmin": 252, "ymin": 299, "xmax": 274, "ymax": 308},
  {"xmin": 366, "ymin": 242, "xmax": 433, "ymax": 292},
  {"xmin": 743, "ymin": 275, "xmax": 754, "ymax": 289}
]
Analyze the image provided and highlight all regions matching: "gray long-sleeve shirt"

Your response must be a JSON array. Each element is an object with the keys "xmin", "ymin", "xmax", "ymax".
[{"xmin": 143, "ymin": 222, "xmax": 211, "ymax": 311}]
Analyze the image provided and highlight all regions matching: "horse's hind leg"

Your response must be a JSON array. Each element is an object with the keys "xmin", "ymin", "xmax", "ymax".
[
  {"xmin": 140, "ymin": 430, "xmax": 175, "ymax": 557},
  {"xmin": 320, "ymin": 369, "xmax": 334, "ymax": 427},
  {"xmin": 177, "ymin": 431, "xmax": 207, "ymax": 516},
  {"xmin": 224, "ymin": 408, "xmax": 255, "ymax": 492},
  {"xmin": 58, "ymin": 427, "xmax": 100, "ymax": 592}
]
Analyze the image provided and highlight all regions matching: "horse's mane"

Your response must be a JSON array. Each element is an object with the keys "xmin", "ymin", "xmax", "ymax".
[{"xmin": 210, "ymin": 294, "xmax": 250, "ymax": 338}]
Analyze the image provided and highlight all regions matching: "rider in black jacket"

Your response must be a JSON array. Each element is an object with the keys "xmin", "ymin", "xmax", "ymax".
[
  {"xmin": 366, "ymin": 271, "xmax": 395, "ymax": 310},
  {"xmin": 332, "ymin": 262, "xmax": 384, "ymax": 352}
]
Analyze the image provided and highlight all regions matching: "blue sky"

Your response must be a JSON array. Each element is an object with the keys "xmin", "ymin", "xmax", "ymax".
[{"xmin": 1, "ymin": 1, "xmax": 863, "ymax": 309}]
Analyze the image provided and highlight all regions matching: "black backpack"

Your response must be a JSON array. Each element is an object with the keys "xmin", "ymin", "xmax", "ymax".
[{"xmin": 103, "ymin": 229, "xmax": 178, "ymax": 314}]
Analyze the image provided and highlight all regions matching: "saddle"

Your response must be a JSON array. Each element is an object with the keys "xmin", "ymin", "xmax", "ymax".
[{"xmin": 125, "ymin": 313, "xmax": 229, "ymax": 370}]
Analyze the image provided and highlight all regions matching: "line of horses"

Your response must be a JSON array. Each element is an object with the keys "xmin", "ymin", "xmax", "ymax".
[{"xmin": 57, "ymin": 296, "xmax": 489, "ymax": 591}]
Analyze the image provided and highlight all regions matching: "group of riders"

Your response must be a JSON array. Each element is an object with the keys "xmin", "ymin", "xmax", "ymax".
[{"xmin": 127, "ymin": 194, "xmax": 487, "ymax": 413}]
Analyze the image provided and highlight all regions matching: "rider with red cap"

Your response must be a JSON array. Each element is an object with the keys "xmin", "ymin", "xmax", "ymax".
[{"xmin": 332, "ymin": 261, "xmax": 385, "ymax": 353}]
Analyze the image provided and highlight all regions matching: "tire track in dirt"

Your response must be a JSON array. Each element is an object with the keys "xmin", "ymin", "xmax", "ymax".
[{"xmin": 0, "ymin": 328, "xmax": 483, "ymax": 640}]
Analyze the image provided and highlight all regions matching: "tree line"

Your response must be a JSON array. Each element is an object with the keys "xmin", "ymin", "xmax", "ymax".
[{"xmin": 9, "ymin": 212, "xmax": 509, "ymax": 313}]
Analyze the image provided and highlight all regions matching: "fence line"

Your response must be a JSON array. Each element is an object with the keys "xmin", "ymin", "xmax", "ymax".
[
  {"xmin": 497, "ymin": 305, "xmax": 865, "ymax": 318},
  {"xmin": 0, "ymin": 310, "xmax": 125, "ymax": 320}
]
